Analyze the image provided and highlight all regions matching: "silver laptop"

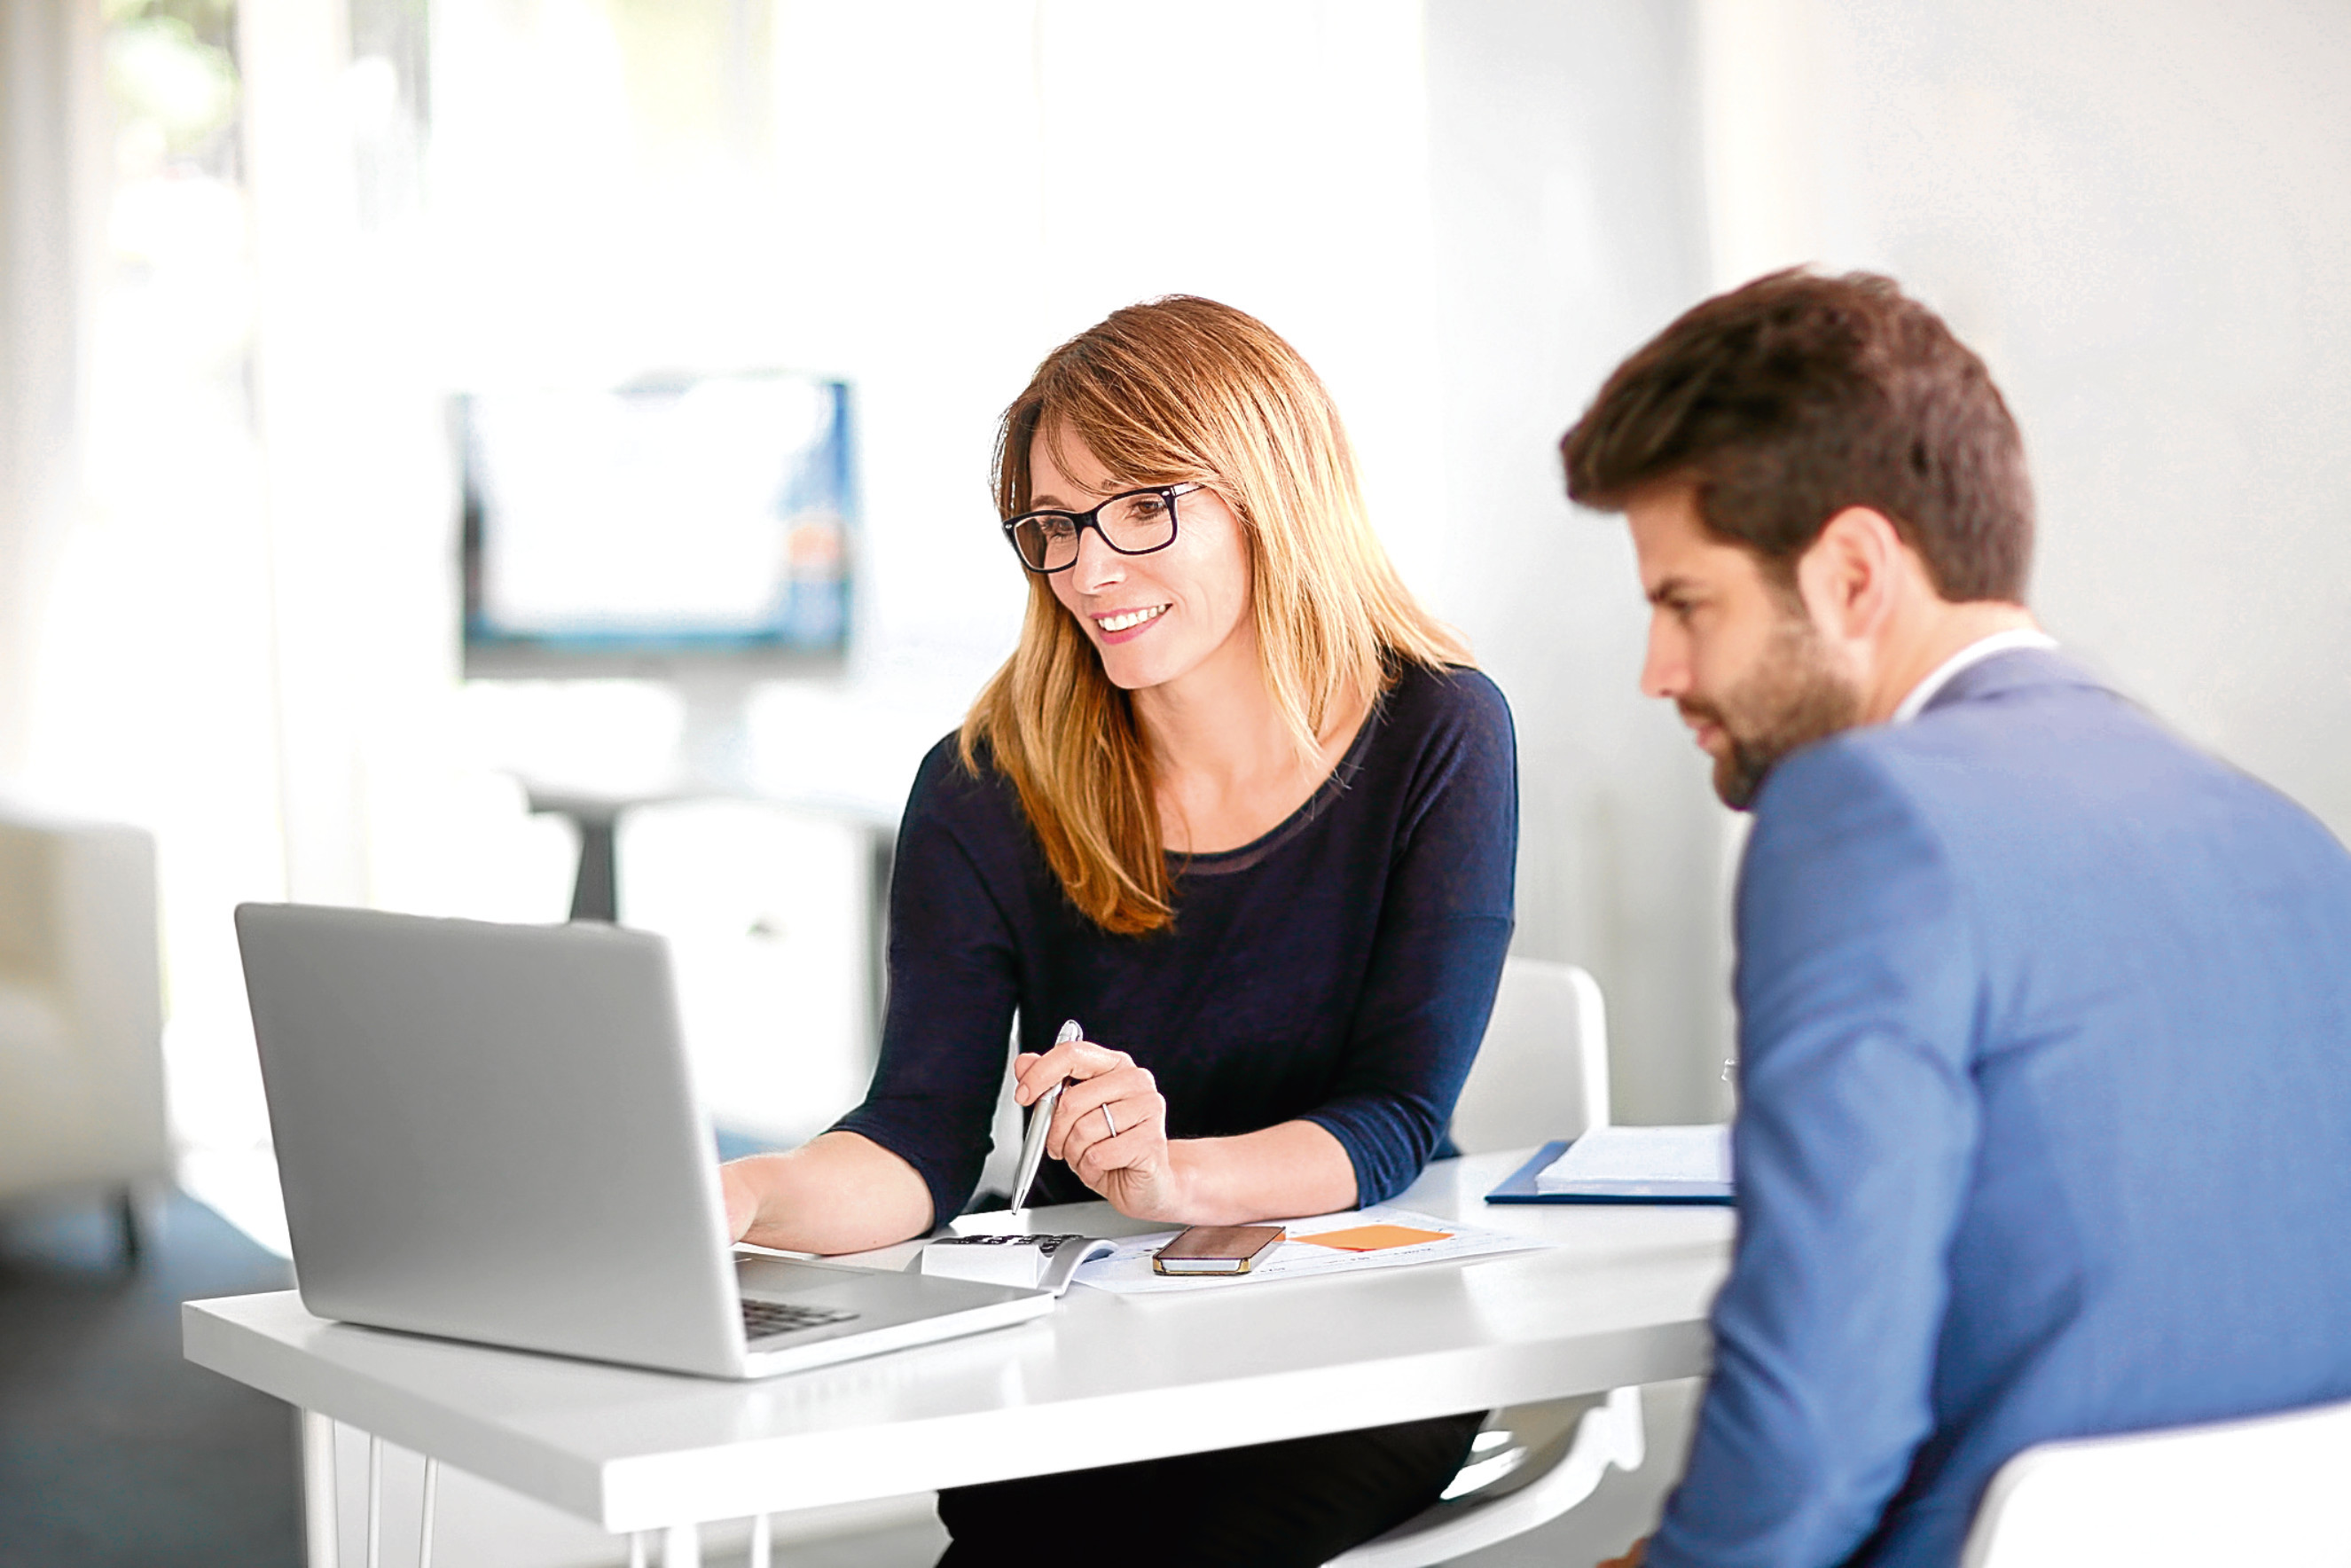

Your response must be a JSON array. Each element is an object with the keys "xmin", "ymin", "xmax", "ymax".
[{"xmin": 234, "ymin": 902, "xmax": 1052, "ymax": 1379}]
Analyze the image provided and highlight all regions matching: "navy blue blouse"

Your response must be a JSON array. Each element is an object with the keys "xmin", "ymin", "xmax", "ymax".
[{"xmin": 833, "ymin": 662, "xmax": 1517, "ymax": 1225}]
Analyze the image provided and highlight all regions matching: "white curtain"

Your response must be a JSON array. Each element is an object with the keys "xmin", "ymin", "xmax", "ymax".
[
  {"xmin": 0, "ymin": 0, "xmax": 104, "ymax": 781},
  {"xmin": 2, "ymin": 0, "xmax": 483, "ymax": 1168}
]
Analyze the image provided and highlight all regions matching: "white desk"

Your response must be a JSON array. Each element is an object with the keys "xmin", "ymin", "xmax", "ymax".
[{"xmin": 184, "ymin": 1149, "xmax": 1731, "ymax": 1550}]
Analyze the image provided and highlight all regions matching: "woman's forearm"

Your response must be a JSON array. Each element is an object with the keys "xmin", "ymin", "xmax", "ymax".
[
  {"xmin": 1165, "ymin": 1119, "xmax": 1359, "ymax": 1225},
  {"xmin": 723, "ymin": 1130, "xmax": 935, "ymax": 1256}
]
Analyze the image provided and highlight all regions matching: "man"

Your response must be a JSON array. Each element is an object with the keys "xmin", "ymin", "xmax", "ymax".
[{"xmin": 1562, "ymin": 270, "xmax": 2351, "ymax": 1567}]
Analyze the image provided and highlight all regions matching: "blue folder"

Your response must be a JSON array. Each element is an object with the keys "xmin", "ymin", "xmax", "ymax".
[{"xmin": 1485, "ymin": 1139, "xmax": 1736, "ymax": 1205}]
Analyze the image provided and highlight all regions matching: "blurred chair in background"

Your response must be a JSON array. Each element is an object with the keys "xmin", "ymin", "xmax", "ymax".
[
  {"xmin": 1328, "ymin": 957, "xmax": 1635, "ymax": 1566},
  {"xmin": 1961, "ymin": 1395, "xmax": 2351, "ymax": 1568},
  {"xmin": 362, "ymin": 760, "xmax": 581, "ymax": 928},
  {"xmin": 0, "ymin": 805, "xmax": 168, "ymax": 1262},
  {"xmin": 1450, "ymin": 954, "xmax": 1610, "ymax": 1155}
]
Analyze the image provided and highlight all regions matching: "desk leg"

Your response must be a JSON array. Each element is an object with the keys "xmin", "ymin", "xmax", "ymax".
[
  {"xmin": 662, "ymin": 1522, "xmax": 702, "ymax": 1566},
  {"xmin": 418, "ymin": 1459, "xmax": 438, "ymax": 1568},
  {"xmin": 301, "ymin": 1409, "xmax": 339, "ymax": 1568},
  {"xmin": 527, "ymin": 795, "xmax": 624, "ymax": 922},
  {"xmin": 569, "ymin": 811, "xmax": 621, "ymax": 922},
  {"xmin": 366, "ymin": 1434, "xmax": 383, "ymax": 1568},
  {"xmin": 749, "ymin": 1514, "xmax": 772, "ymax": 1568}
]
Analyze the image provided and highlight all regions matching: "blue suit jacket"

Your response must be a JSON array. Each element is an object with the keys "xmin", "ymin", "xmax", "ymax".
[{"xmin": 1648, "ymin": 649, "xmax": 2351, "ymax": 1568}]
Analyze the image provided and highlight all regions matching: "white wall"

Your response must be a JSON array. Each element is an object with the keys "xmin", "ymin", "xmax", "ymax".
[
  {"xmin": 1711, "ymin": 0, "xmax": 2351, "ymax": 844},
  {"xmin": 1422, "ymin": 0, "xmax": 1735, "ymax": 1125}
]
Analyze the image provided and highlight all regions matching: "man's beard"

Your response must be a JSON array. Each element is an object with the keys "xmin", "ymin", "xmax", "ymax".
[{"xmin": 1684, "ymin": 615, "xmax": 1864, "ymax": 810}]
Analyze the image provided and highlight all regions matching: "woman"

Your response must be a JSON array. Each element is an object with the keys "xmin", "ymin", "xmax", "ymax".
[{"xmin": 722, "ymin": 295, "xmax": 1516, "ymax": 1566}]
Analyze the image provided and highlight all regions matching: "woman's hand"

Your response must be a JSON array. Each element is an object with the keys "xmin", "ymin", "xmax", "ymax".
[
  {"xmin": 720, "ymin": 1160, "xmax": 761, "ymax": 1242},
  {"xmin": 1012, "ymin": 1038, "xmax": 1358, "ymax": 1227},
  {"xmin": 717, "ymin": 1133, "xmax": 934, "ymax": 1256},
  {"xmin": 1013, "ymin": 1034, "xmax": 1181, "ymax": 1221}
]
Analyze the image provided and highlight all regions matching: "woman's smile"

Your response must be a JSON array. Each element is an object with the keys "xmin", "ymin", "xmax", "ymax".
[{"xmin": 1092, "ymin": 602, "xmax": 1171, "ymax": 640}]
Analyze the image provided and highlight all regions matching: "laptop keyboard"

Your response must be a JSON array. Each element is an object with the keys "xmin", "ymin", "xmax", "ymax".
[{"xmin": 741, "ymin": 1298, "xmax": 860, "ymax": 1342}]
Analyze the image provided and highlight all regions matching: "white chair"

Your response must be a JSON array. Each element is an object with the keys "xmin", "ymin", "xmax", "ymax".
[
  {"xmin": 1329, "ymin": 957, "xmax": 1637, "ymax": 1567},
  {"xmin": 1961, "ymin": 1396, "xmax": 2351, "ymax": 1568},
  {"xmin": 1448, "ymin": 955, "xmax": 1610, "ymax": 1155},
  {"xmin": 0, "ymin": 804, "xmax": 169, "ymax": 1259}
]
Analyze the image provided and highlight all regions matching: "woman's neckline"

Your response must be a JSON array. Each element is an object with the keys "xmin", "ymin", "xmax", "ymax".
[{"xmin": 1166, "ymin": 688, "xmax": 1386, "ymax": 876}]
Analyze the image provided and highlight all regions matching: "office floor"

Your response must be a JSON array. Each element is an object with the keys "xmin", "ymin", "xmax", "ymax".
[{"xmin": 0, "ymin": 1188, "xmax": 301, "ymax": 1567}]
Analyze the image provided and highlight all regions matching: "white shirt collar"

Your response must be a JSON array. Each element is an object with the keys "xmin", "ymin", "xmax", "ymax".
[{"xmin": 1892, "ymin": 629, "xmax": 2059, "ymax": 725}]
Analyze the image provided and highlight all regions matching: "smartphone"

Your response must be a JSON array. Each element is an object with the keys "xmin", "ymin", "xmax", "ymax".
[{"xmin": 1151, "ymin": 1225, "xmax": 1287, "ymax": 1275}]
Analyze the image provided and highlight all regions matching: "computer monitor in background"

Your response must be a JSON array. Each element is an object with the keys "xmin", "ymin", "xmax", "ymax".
[
  {"xmin": 457, "ymin": 374, "xmax": 883, "ymax": 1066},
  {"xmin": 459, "ymin": 371, "xmax": 856, "ymax": 787}
]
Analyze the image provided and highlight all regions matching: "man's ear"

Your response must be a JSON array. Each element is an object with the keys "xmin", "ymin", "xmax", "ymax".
[{"xmin": 1794, "ymin": 506, "xmax": 1909, "ymax": 645}]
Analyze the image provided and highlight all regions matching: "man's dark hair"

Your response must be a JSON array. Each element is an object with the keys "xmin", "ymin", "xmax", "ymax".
[{"xmin": 1562, "ymin": 269, "xmax": 2034, "ymax": 602}]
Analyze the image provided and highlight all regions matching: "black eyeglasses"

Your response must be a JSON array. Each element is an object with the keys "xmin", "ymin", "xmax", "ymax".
[{"xmin": 1000, "ymin": 483, "xmax": 1203, "ymax": 575}]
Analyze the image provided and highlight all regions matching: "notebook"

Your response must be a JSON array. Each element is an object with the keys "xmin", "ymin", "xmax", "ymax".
[{"xmin": 1485, "ymin": 1125, "xmax": 1736, "ymax": 1205}]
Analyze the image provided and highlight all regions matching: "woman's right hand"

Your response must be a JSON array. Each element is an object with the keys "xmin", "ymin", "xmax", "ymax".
[
  {"xmin": 1012, "ymin": 1037, "xmax": 1363, "ymax": 1227},
  {"xmin": 1013, "ymin": 1034, "xmax": 1179, "ymax": 1221}
]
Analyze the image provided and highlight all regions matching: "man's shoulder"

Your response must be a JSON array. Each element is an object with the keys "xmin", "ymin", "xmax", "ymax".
[
  {"xmin": 1756, "ymin": 653, "xmax": 2139, "ymax": 825},
  {"xmin": 1740, "ymin": 661, "xmax": 2158, "ymax": 908},
  {"xmin": 1750, "ymin": 652, "xmax": 2349, "ymax": 900}
]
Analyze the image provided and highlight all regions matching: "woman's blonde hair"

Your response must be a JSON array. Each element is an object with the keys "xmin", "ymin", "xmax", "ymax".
[{"xmin": 960, "ymin": 295, "xmax": 1469, "ymax": 935}]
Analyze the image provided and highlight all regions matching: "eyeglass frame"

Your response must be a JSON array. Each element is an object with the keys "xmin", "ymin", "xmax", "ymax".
[{"xmin": 999, "ymin": 482, "xmax": 1205, "ymax": 575}]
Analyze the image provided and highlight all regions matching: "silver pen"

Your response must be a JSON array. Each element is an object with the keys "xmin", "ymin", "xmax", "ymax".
[{"xmin": 1009, "ymin": 1019, "xmax": 1084, "ymax": 1212}]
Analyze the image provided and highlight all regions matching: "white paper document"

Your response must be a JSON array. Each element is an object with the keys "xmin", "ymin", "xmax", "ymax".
[
  {"xmin": 1071, "ymin": 1205, "xmax": 1546, "ymax": 1296},
  {"xmin": 1535, "ymin": 1125, "xmax": 1734, "ymax": 1192}
]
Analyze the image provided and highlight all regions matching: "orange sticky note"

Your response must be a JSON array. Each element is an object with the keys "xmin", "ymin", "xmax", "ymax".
[{"xmin": 1294, "ymin": 1224, "xmax": 1450, "ymax": 1252}]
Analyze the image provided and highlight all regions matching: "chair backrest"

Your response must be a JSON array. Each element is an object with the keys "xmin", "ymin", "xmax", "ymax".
[
  {"xmin": 0, "ymin": 806, "xmax": 168, "ymax": 1198},
  {"xmin": 1448, "ymin": 957, "xmax": 1609, "ymax": 1156},
  {"xmin": 1962, "ymin": 1395, "xmax": 2351, "ymax": 1568}
]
